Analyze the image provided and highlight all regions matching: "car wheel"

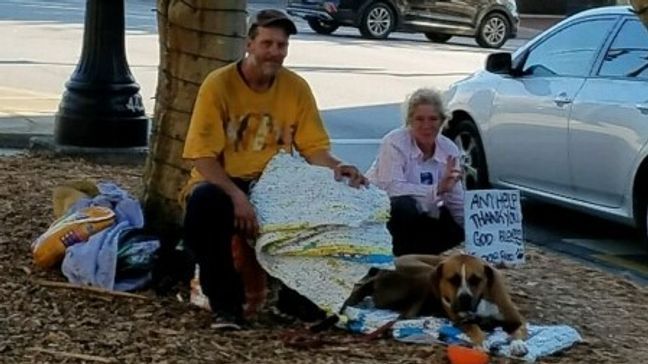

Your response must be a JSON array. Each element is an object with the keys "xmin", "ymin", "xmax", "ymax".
[
  {"xmin": 424, "ymin": 32, "xmax": 452, "ymax": 43},
  {"xmin": 307, "ymin": 19, "xmax": 340, "ymax": 35},
  {"xmin": 445, "ymin": 119, "xmax": 489, "ymax": 190},
  {"xmin": 359, "ymin": 2, "xmax": 394, "ymax": 39},
  {"xmin": 476, "ymin": 12, "xmax": 510, "ymax": 49}
]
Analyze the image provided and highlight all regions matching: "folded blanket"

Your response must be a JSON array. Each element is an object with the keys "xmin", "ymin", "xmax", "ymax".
[{"xmin": 251, "ymin": 153, "xmax": 393, "ymax": 314}]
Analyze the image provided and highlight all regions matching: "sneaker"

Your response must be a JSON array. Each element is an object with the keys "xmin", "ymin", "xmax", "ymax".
[{"xmin": 210, "ymin": 311, "xmax": 246, "ymax": 331}]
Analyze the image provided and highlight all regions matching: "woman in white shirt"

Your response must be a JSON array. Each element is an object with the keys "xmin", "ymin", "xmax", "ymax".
[{"xmin": 366, "ymin": 88, "xmax": 465, "ymax": 256}]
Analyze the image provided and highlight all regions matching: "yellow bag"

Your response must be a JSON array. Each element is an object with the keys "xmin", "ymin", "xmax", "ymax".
[
  {"xmin": 32, "ymin": 206, "xmax": 116, "ymax": 269},
  {"xmin": 52, "ymin": 180, "xmax": 100, "ymax": 219}
]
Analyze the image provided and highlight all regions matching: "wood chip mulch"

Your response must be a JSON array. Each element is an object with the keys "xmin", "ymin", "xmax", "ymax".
[{"xmin": 1, "ymin": 153, "xmax": 646, "ymax": 363}]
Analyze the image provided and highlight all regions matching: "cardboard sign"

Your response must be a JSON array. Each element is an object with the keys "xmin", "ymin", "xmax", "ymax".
[{"xmin": 464, "ymin": 189, "xmax": 524, "ymax": 267}]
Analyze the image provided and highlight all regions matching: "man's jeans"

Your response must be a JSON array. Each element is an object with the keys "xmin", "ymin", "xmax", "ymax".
[{"xmin": 183, "ymin": 180, "xmax": 251, "ymax": 317}]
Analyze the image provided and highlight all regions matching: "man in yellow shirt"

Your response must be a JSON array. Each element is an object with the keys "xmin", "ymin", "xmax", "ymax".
[{"xmin": 182, "ymin": 9, "xmax": 367, "ymax": 330}]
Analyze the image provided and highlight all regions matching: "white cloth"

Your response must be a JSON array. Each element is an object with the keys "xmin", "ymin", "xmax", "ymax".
[{"xmin": 366, "ymin": 128, "xmax": 465, "ymax": 225}]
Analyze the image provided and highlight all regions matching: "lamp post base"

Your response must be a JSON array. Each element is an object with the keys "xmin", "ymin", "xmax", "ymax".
[{"xmin": 54, "ymin": 0, "xmax": 148, "ymax": 148}]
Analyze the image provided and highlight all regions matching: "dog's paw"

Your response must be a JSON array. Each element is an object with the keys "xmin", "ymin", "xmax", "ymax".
[{"xmin": 509, "ymin": 339, "xmax": 528, "ymax": 357}]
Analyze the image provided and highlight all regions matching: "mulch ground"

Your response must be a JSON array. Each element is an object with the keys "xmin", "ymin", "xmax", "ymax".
[{"xmin": 1, "ymin": 153, "xmax": 647, "ymax": 363}]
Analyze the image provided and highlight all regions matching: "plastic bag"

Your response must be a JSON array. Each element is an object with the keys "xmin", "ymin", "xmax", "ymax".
[{"xmin": 114, "ymin": 228, "xmax": 160, "ymax": 290}]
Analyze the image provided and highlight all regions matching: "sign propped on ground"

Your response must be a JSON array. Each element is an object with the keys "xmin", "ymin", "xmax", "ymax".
[{"xmin": 464, "ymin": 189, "xmax": 524, "ymax": 267}]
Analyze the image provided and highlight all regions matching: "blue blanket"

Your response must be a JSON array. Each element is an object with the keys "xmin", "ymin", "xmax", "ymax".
[{"xmin": 342, "ymin": 303, "xmax": 582, "ymax": 362}]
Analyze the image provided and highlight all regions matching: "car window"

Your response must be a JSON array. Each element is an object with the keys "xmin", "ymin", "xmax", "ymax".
[
  {"xmin": 598, "ymin": 20, "xmax": 648, "ymax": 79},
  {"xmin": 523, "ymin": 19, "xmax": 615, "ymax": 77}
]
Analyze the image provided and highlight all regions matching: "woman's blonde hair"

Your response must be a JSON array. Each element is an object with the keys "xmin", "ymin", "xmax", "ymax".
[{"xmin": 403, "ymin": 88, "xmax": 447, "ymax": 127}]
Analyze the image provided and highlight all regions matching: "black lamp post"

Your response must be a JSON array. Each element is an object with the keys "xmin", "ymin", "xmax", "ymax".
[{"xmin": 54, "ymin": 0, "xmax": 148, "ymax": 148}]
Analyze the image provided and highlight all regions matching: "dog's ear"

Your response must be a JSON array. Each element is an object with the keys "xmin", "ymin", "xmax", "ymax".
[{"xmin": 485, "ymin": 265, "xmax": 495, "ymax": 287}]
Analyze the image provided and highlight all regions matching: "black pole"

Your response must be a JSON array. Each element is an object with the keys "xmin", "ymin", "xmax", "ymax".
[{"xmin": 55, "ymin": 0, "xmax": 148, "ymax": 148}]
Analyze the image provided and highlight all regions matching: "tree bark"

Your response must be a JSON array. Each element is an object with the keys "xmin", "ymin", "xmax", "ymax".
[
  {"xmin": 142, "ymin": 0, "xmax": 247, "ymax": 244},
  {"xmin": 630, "ymin": 0, "xmax": 648, "ymax": 28}
]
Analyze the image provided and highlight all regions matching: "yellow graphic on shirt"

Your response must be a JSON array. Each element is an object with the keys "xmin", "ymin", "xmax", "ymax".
[{"xmin": 226, "ymin": 113, "xmax": 295, "ymax": 153}]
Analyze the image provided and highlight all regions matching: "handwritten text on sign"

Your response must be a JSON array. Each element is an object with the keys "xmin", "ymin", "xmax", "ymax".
[{"xmin": 464, "ymin": 189, "xmax": 524, "ymax": 267}]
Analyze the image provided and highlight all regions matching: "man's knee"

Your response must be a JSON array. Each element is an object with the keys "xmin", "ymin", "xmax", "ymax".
[
  {"xmin": 186, "ymin": 183, "xmax": 232, "ymax": 214},
  {"xmin": 183, "ymin": 183, "xmax": 236, "ymax": 241}
]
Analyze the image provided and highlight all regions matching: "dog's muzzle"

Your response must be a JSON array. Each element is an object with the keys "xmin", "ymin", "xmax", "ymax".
[
  {"xmin": 454, "ymin": 293, "xmax": 483, "ymax": 321},
  {"xmin": 457, "ymin": 293, "xmax": 475, "ymax": 312}
]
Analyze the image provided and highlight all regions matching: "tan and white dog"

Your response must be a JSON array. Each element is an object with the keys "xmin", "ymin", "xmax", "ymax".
[{"xmin": 343, "ymin": 254, "xmax": 528, "ymax": 356}]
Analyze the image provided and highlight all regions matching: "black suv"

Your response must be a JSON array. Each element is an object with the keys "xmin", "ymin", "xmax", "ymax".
[{"xmin": 287, "ymin": 0, "xmax": 519, "ymax": 48}]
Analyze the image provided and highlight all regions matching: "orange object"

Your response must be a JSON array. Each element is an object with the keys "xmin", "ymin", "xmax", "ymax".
[
  {"xmin": 231, "ymin": 235, "xmax": 267, "ymax": 318},
  {"xmin": 189, "ymin": 235, "xmax": 268, "ymax": 318},
  {"xmin": 447, "ymin": 345, "xmax": 489, "ymax": 364},
  {"xmin": 32, "ymin": 206, "xmax": 115, "ymax": 268}
]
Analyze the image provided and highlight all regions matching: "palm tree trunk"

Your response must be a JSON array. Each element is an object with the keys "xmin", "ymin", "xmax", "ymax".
[{"xmin": 142, "ymin": 0, "xmax": 247, "ymax": 244}]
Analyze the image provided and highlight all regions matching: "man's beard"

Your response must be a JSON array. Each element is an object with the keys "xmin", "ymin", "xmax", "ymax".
[{"xmin": 261, "ymin": 61, "xmax": 282, "ymax": 77}]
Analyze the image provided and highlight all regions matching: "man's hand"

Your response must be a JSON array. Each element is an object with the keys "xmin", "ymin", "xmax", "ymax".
[
  {"xmin": 334, "ymin": 164, "xmax": 369, "ymax": 188},
  {"xmin": 438, "ymin": 156, "xmax": 463, "ymax": 194},
  {"xmin": 304, "ymin": 150, "xmax": 367, "ymax": 188},
  {"xmin": 231, "ymin": 191, "xmax": 259, "ymax": 238}
]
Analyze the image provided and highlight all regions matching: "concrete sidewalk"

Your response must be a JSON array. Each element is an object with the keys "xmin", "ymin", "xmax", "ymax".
[{"xmin": 0, "ymin": 86, "xmax": 58, "ymax": 148}]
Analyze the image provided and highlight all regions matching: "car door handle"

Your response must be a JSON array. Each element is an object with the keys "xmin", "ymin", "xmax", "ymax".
[
  {"xmin": 553, "ymin": 92, "xmax": 572, "ymax": 107},
  {"xmin": 636, "ymin": 103, "xmax": 648, "ymax": 115}
]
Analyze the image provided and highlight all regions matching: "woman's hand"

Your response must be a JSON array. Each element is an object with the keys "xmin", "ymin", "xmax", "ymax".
[{"xmin": 438, "ymin": 156, "xmax": 463, "ymax": 194}]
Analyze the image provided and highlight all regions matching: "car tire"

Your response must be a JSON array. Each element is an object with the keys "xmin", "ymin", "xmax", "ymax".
[
  {"xmin": 307, "ymin": 19, "xmax": 340, "ymax": 35},
  {"xmin": 444, "ymin": 119, "xmax": 489, "ymax": 190},
  {"xmin": 476, "ymin": 12, "xmax": 510, "ymax": 49},
  {"xmin": 644, "ymin": 199, "xmax": 648, "ymax": 248},
  {"xmin": 359, "ymin": 2, "xmax": 394, "ymax": 39},
  {"xmin": 424, "ymin": 32, "xmax": 452, "ymax": 43},
  {"xmin": 639, "ymin": 190, "xmax": 648, "ymax": 249}
]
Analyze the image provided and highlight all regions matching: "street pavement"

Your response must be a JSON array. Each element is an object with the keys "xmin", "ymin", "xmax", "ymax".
[
  {"xmin": 0, "ymin": 0, "xmax": 546, "ymax": 160},
  {"xmin": 0, "ymin": 0, "xmax": 645, "ymax": 282}
]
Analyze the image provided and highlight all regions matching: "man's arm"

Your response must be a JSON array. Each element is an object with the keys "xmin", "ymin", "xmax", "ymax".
[
  {"xmin": 306, "ymin": 150, "xmax": 368, "ymax": 188},
  {"xmin": 194, "ymin": 158, "xmax": 242, "ymax": 197},
  {"xmin": 304, "ymin": 149, "xmax": 342, "ymax": 169},
  {"xmin": 194, "ymin": 157, "xmax": 259, "ymax": 237}
]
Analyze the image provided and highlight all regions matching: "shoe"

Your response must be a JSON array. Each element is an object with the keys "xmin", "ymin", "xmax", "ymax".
[{"xmin": 210, "ymin": 311, "xmax": 247, "ymax": 331}]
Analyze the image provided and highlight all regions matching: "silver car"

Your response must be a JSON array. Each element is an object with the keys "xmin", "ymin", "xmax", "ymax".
[{"xmin": 443, "ymin": 6, "xmax": 648, "ymax": 243}]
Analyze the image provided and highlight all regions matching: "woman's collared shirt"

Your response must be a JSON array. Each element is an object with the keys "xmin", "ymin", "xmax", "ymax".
[{"xmin": 366, "ymin": 127, "xmax": 465, "ymax": 226}]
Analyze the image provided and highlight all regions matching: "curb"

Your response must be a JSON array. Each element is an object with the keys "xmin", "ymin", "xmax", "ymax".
[
  {"xmin": 528, "ymin": 238, "xmax": 648, "ymax": 286},
  {"xmin": 0, "ymin": 133, "xmax": 50, "ymax": 149},
  {"xmin": 29, "ymin": 136, "xmax": 148, "ymax": 165}
]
